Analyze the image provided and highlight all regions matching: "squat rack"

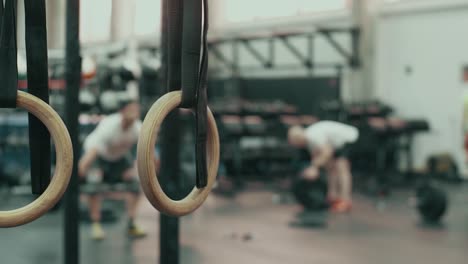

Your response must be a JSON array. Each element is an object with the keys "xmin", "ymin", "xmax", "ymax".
[{"xmin": 138, "ymin": 26, "xmax": 360, "ymax": 75}]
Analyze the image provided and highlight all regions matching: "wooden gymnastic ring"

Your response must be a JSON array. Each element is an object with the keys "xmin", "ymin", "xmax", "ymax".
[
  {"xmin": 0, "ymin": 91, "xmax": 73, "ymax": 227},
  {"xmin": 137, "ymin": 90, "xmax": 220, "ymax": 216}
]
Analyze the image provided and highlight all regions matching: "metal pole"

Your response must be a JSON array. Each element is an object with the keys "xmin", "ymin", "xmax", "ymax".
[
  {"xmin": 63, "ymin": 0, "xmax": 81, "ymax": 263},
  {"xmin": 159, "ymin": 0, "xmax": 181, "ymax": 263}
]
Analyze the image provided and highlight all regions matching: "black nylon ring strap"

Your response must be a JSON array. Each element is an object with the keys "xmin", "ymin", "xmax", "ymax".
[
  {"xmin": 180, "ymin": 0, "xmax": 202, "ymax": 108},
  {"xmin": 194, "ymin": 0, "xmax": 209, "ymax": 188},
  {"xmin": 165, "ymin": 0, "xmax": 209, "ymax": 188},
  {"xmin": 160, "ymin": 0, "xmax": 168, "ymax": 90},
  {"xmin": 166, "ymin": 0, "xmax": 183, "ymax": 92},
  {"xmin": 181, "ymin": 0, "xmax": 208, "ymax": 188},
  {"xmin": 24, "ymin": 0, "xmax": 51, "ymax": 195},
  {"xmin": 0, "ymin": 2, "xmax": 4, "ymax": 30},
  {"xmin": 0, "ymin": 0, "xmax": 18, "ymax": 108}
]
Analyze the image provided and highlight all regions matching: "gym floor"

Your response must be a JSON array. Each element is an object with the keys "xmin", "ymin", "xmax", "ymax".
[{"xmin": 1, "ymin": 184, "xmax": 468, "ymax": 264}]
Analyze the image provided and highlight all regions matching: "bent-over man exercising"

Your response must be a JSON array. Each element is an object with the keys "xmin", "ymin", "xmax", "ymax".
[
  {"xmin": 79, "ymin": 98, "xmax": 149, "ymax": 240},
  {"xmin": 288, "ymin": 120, "xmax": 359, "ymax": 212}
]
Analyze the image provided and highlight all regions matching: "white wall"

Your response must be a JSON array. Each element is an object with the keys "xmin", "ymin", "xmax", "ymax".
[
  {"xmin": 217, "ymin": 0, "xmax": 349, "ymax": 25},
  {"xmin": 81, "ymin": 0, "xmax": 112, "ymax": 43},
  {"xmin": 375, "ymin": 3, "xmax": 468, "ymax": 174}
]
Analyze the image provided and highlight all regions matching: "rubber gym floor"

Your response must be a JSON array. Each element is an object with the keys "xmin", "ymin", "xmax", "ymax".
[{"xmin": 1, "ymin": 184, "xmax": 467, "ymax": 264}]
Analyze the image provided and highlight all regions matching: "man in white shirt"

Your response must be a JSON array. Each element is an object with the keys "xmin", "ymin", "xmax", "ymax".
[
  {"xmin": 288, "ymin": 121, "xmax": 359, "ymax": 212},
  {"xmin": 79, "ymin": 99, "xmax": 148, "ymax": 240}
]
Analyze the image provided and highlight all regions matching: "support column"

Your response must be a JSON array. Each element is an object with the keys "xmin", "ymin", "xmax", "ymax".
[
  {"xmin": 350, "ymin": 0, "xmax": 378, "ymax": 101},
  {"xmin": 110, "ymin": 0, "xmax": 136, "ymax": 41}
]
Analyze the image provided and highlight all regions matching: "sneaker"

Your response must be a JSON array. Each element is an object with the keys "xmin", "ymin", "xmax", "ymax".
[
  {"xmin": 330, "ymin": 200, "xmax": 352, "ymax": 213},
  {"xmin": 128, "ymin": 223, "xmax": 147, "ymax": 239},
  {"xmin": 91, "ymin": 222, "xmax": 106, "ymax": 240}
]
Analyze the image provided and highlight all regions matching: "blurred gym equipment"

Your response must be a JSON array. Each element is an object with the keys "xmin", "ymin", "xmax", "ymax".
[
  {"xmin": 0, "ymin": 0, "xmax": 72, "ymax": 227},
  {"xmin": 0, "ymin": 92, "xmax": 72, "ymax": 227},
  {"xmin": 138, "ymin": 91, "xmax": 220, "ymax": 216},
  {"xmin": 137, "ymin": 0, "xmax": 218, "ymax": 217},
  {"xmin": 291, "ymin": 172, "xmax": 328, "ymax": 211},
  {"xmin": 415, "ymin": 182, "xmax": 448, "ymax": 223}
]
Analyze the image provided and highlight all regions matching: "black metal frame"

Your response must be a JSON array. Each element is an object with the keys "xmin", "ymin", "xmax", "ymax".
[
  {"xmin": 63, "ymin": 0, "xmax": 81, "ymax": 263},
  {"xmin": 207, "ymin": 27, "xmax": 360, "ymax": 73}
]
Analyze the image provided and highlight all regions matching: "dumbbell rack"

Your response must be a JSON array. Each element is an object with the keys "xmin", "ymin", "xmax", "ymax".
[{"xmin": 212, "ymin": 100, "xmax": 310, "ymax": 184}]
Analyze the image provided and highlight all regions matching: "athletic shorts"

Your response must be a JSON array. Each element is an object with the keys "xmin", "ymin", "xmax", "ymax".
[
  {"xmin": 333, "ymin": 143, "xmax": 351, "ymax": 159},
  {"xmin": 97, "ymin": 154, "xmax": 134, "ymax": 183}
]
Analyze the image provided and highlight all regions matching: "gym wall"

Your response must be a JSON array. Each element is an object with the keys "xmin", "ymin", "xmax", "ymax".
[
  {"xmin": 211, "ymin": 0, "xmax": 349, "ymax": 31},
  {"xmin": 375, "ymin": 1, "xmax": 468, "ymax": 176}
]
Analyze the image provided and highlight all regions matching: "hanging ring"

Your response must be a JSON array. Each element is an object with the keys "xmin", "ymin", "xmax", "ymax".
[
  {"xmin": 137, "ymin": 90, "xmax": 219, "ymax": 216},
  {"xmin": 0, "ymin": 91, "xmax": 73, "ymax": 227}
]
